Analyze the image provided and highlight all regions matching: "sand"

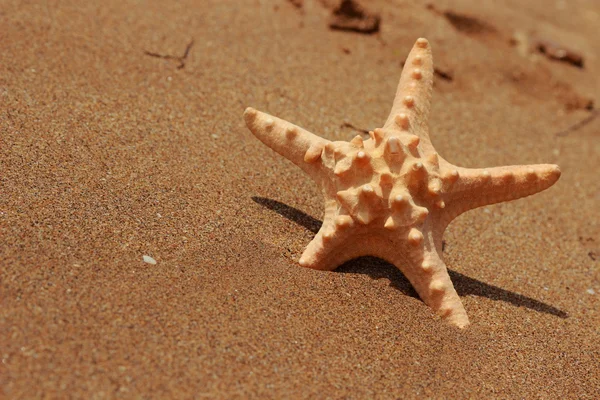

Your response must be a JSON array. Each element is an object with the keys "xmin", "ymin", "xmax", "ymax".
[{"xmin": 1, "ymin": 0, "xmax": 599, "ymax": 398}]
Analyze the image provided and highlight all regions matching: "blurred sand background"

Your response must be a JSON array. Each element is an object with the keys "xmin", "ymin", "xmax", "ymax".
[{"xmin": 1, "ymin": 0, "xmax": 599, "ymax": 398}]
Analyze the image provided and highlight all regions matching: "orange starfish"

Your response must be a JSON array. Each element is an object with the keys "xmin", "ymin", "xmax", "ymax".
[{"xmin": 244, "ymin": 38, "xmax": 561, "ymax": 328}]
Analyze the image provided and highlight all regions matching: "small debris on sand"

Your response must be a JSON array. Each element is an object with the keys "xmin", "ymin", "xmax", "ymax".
[
  {"xmin": 587, "ymin": 288, "xmax": 596, "ymax": 295},
  {"xmin": 443, "ymin": 11, "xmax": 496, "ymax": 35},
  {"xmin": 143, "ymin": 255, "xmax": 157, "ymax": 265},
  {"xmin": 563, "ymin": 94, "xmax": 594, "ymax": 112},
  {"xmin": 327, "ymin": 0, "xmax": 380, "ymax": 34},
  {"xmin": 510, "ymin": 31, "xmax": 532, "ymax": 58},
  {"xmin": 535, "ymin": 38, "xmax": 584, "ymax": 68},
  {"xmin": 287, "ymin": 0, "xmax": 303, "ymax": 8},
  {"xmin": 510, "ymin": 32, "xmax": 585, "ymax": 69},
  {"xmin": 427, "ymin": 4, "xmax": 496, "ymax": 36},
  {"xmin": 506, "ymin": 39, "xmax": 594, "ymax": 114}
]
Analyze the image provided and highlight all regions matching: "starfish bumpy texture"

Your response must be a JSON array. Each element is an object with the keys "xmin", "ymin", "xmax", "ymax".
[{"xmin": 244, "ymin": 38, "xmax": 561, "ymax": 328}]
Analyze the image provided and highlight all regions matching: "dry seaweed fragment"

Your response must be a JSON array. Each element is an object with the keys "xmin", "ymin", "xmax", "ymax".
[{"xmin": 328, "ymin": 0, "xmax": 380, "ymax": 34}]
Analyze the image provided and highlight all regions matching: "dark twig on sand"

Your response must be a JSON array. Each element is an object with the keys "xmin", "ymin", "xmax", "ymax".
[
  {"xmin": 555, "ymin": 109, "xmax": 598, "ymax": 137},
  {"xmin": 144, "ymin": 39, "xmax": 195, "ymax": 69},
  {"xmin": 341, "ymin": 122, "xmax": 370, "ymax": 135},
  {"xmin": 434, "ymin": 67, "xmax": 453, "ymax": 81},
  {"xmin": 401, "ymin": 61, "xmax": 453, "ymax": 81}
]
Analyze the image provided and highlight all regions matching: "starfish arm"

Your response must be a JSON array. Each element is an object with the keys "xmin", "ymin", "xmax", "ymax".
[
  {"xmin": 386, "ymin": 226, "xmax": 470, "ymax": 328},
  {"xmin": 298, "ymin": 199, "xmax": 356, "ymax": 271},
  {"xmin": 440, "ymin": 163, "xmax": 561, "ymax": 224},
  {"xmin": 383, "ymin": 38, "xmax": 434, "ymax": 138},
  {"xmin": 244, "ymin": 107, "xmax": 330, "ymax": 177},
  {"xmin": 299, "ymin": 229, "xmax": 349, "ymax": 271}
]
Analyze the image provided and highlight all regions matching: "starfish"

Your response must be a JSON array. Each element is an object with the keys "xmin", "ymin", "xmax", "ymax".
[{"xmin": 243, "ymin": 38, "xmax": 561, "ymax": 328}]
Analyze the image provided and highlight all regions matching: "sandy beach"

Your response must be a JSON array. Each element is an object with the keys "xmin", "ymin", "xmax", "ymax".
[{"xmin": 1, "ymin": 0, "xmax": 599, "ymax": 397}]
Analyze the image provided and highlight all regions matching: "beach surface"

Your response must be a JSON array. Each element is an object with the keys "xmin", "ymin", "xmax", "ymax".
[{"xmin": 1, "ymin": 0, "xmax": 599, "ymax": 398}]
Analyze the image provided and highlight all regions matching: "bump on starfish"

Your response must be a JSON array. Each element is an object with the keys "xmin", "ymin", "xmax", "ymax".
[{"xmin": 243, "ymin": 38, "xmax": 561, "ymax": 329}]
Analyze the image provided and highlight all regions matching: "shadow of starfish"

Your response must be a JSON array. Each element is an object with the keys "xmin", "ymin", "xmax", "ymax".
[{"xmin": 252, "ymin": 196, "xmax": 568, "ymax": 319}]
